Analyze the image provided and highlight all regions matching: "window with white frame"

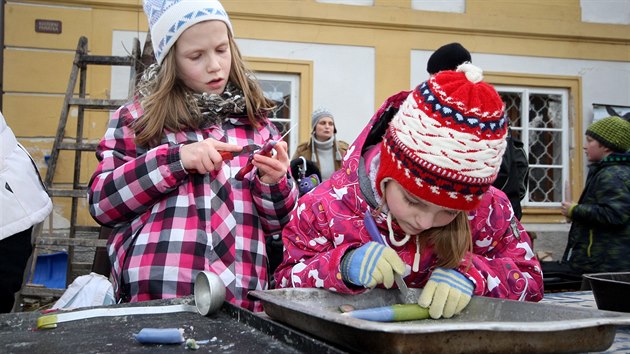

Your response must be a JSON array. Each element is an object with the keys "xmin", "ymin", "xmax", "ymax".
[
  {"xmin": 496, "ymin": 87, "xmax": 570, "ymax": 207},
  {"xmin": 256, "ymin": 73, "xmax": 300, "ymax": 156}
]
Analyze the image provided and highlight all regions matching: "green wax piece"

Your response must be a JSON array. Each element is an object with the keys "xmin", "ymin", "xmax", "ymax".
[{"xmin": 391, "ymin": 304, "xmax": 431, "ymax": 321}]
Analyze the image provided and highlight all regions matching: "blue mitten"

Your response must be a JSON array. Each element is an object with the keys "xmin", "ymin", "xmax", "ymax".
[
  {"xmin": 418, "ymin": 267, "xmax": 474, "ymax": 319},
  {"xmin": 341, "ymin": 242, "xmax": 405, "ymax": 289}
]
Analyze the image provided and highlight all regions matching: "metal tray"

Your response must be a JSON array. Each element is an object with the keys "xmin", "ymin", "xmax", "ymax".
[{"xmin": 250, "ymin": 288, "xmax": 630, "ymax": 354}]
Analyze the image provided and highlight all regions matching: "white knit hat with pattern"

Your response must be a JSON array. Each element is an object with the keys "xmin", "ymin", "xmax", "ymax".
[{"xmin": 143, "ymin": 0, "xmax": 233, "ymax": 65}]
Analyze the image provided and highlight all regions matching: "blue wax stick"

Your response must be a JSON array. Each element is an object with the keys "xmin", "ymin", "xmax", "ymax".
[
  {"xmin": 364, "ymin": 210, "xmax": 384, "ymax": 244},
  {"xmin": 346, "ymin": 305, "xmax": 394, "ymax": 322},
  {"xmin": 135, "ymin": 328, "xmax": 185, "ymax": 344}
]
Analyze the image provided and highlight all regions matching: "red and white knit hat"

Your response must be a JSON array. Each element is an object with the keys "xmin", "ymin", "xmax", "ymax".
[{"xmin": 376, "ymin": 63, "xmax": 507, "ymax": 211}]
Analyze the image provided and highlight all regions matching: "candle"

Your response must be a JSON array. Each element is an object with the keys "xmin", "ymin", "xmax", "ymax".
[{"xmin": 344, "ymin": 304, "xmax": 430, "ymax": 322}]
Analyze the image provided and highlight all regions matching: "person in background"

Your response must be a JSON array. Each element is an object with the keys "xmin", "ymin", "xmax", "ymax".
[
  {"xmin": 292, "ymin": 108, "xmax": 348, "ymax": 181},
  {"xmin": 556, "ymin": 116, "xmax": 630, "ymax": 275},
  {"xmin": 0, "ymin": 111, "xmax": 53, "ymax": 312},
  {"xmin": 426, "ymin": 42, "xmax": 471, "ymax": 75},
  {"xmin": 275, "ymin": 64, "xmax": 543, "ymax": 320},
  {"xmin": 427, "ymin": 42, "xmax": 529, "ymax": 220},
  {"xmin": 88, "ymin": 0, "xmax": 298, "ymax": 312},
  {"xmin": 491, "ymin": 127, "xmax": 529, "ymax": 220}
]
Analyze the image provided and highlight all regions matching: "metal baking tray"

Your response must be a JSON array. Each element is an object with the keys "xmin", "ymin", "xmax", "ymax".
[{"xmin": 250, "ymin": 288, "xmax": 630, "ymax": 354}]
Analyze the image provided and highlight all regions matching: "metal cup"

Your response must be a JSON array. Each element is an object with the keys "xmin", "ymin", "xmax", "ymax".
[{"xmin": 194, "ymin": 271, "xmax": 226, "ymax": 316}]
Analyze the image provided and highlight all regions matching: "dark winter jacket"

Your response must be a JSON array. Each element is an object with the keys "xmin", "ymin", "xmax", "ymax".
[{"xmin": 562, "ymin": 152, "xmax": 630, "ymax": 273}]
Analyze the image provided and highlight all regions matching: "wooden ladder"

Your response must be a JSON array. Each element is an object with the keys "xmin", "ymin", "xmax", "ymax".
[{"xmin": 20, "ymin": 36, "xmax": 145, "ymax": 300}]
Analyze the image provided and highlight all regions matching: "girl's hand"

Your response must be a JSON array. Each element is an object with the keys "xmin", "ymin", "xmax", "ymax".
[
  {"xmin": 252, "ymin": 140, "xmax": 290, "ymax": 184},
  {"xmin": 180, "ymin": 139, "xmax": 241, "ymax": 174}
]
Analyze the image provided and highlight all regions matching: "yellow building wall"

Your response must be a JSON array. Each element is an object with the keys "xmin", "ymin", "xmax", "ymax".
[
  {"xmin": 4, "ymin": 1, "xmax": 145, "ymax": 226},
  {"xmin": 3, "ymin": 0, "xmax": 629, "ymax": 226}
]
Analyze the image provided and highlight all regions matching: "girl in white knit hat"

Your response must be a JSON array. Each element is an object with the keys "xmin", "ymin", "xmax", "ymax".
[{"xmin": 88, "ymin": 0, "xmax": 298, "ymax": 312}]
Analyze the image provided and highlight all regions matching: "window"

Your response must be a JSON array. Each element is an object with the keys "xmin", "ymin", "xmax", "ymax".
[
  {"xmin": 497, "ymin": 87, "xmax": 570, "ymax": 207},
  {"xmin": 256, "ymin": 73, "xmax": 300, "ymax": 156},
  {"xmin": 411, "ymin": 0, "xmax": 465, "ymax": 13}
]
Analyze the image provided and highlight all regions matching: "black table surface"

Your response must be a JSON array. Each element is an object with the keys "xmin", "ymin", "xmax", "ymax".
[
  {"xmin": 0, "ymin": 297, "xmax": 346, "ymax": 354},
  {"xmin": 6, "ymin": 291, "xmax": 628, "ymax": 353}
]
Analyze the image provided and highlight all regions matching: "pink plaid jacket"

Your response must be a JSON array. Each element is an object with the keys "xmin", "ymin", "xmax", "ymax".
[
  {"xmin": 274, "ymin": 91, "xmax": 543, "ymax": 302},
  {"xmin": 88, "ymin": 98, "xmax": 298, "ymax": 311}
]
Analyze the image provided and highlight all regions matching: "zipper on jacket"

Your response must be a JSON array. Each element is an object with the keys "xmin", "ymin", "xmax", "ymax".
[{"xmin": 587, "ymin": 229, "xmax": 594, "ymax": 258}]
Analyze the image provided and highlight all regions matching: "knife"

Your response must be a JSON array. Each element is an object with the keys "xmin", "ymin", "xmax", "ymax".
[
  {"xmin": 363, "ymin": 210, "xmax": 409, "ymax": 298},
  {"xmin": 219, "ymin": 143, "xmax": 261, "ymax": 161},
  {"xmin": 234, "ymin": 125, "xmax": 297, "ymax": 181}
]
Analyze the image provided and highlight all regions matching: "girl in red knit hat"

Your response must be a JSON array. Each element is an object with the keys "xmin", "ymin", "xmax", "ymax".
[{"xmin": 275, "ymin": 63, "xmax": 543, "ymax": 319}]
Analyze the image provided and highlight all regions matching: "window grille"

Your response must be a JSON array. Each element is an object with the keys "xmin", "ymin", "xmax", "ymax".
[
  {"xmin": 257, "ymin": 73, "xmax": 300, "ymax": 156},
  {"xmin": 497, "ymin": 87, "xmax": 570, "ymax": 207}
]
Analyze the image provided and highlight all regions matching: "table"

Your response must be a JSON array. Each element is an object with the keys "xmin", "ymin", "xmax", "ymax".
[
  {"xmin": 0, "ymin": 297, "xmax": 344, "ymax": 354},
  {"xmin": 2, "ymin": 291, "xmax": 628, "ymax": 353},
  {"xmin": 542, "ymin": 291, "xmax": 630, "ymax": 353}
]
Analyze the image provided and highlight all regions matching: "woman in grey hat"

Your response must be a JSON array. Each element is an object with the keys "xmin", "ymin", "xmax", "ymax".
[{"xmin": 292, "ymin": 108, "xmax": 348, "ymax": 181}]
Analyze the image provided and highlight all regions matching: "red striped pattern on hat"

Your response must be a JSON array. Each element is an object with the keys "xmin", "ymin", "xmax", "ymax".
[{"xmin": 376, "ymin": 64, "xmax": 507, "ymax": 210}]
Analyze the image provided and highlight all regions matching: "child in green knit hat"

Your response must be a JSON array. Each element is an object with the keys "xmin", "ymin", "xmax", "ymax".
[
  {"xmin": 556, "ymin": 115, "xmax": 630, "ymax": 276},
  {"xmin": 583, "ymin": 115, "xmax": 630, "ymax": 154}
]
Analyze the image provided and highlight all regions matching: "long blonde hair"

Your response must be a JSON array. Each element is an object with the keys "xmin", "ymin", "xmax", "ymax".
[
  {"xmin": 379, "ymin": 184, "xmax": 473, "ymax": 269},
  {"xmin": 134, "ymin": 31, "xmax": 275, "ymax": 148},
  {"xmin": 420, "ymin": 212, "xmax": 472, "ymax": 269}
]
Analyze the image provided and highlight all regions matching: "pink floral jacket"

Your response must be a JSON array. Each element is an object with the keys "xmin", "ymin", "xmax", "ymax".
[{"xmin": 274, "ymin": 91, "xmax": 544, "ymax": 302}]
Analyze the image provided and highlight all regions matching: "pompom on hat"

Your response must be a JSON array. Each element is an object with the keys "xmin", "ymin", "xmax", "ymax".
[
  {"xmin": 376, "ymin": 63, "xmax": 508, "ymax": 211},
  {"xmin": 586, "ymin": 116, "xmax": 630, "ymax": 153},
  {"xmin": 143, "ymin": 0, "xmax": 233, "ymax": 65}
]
